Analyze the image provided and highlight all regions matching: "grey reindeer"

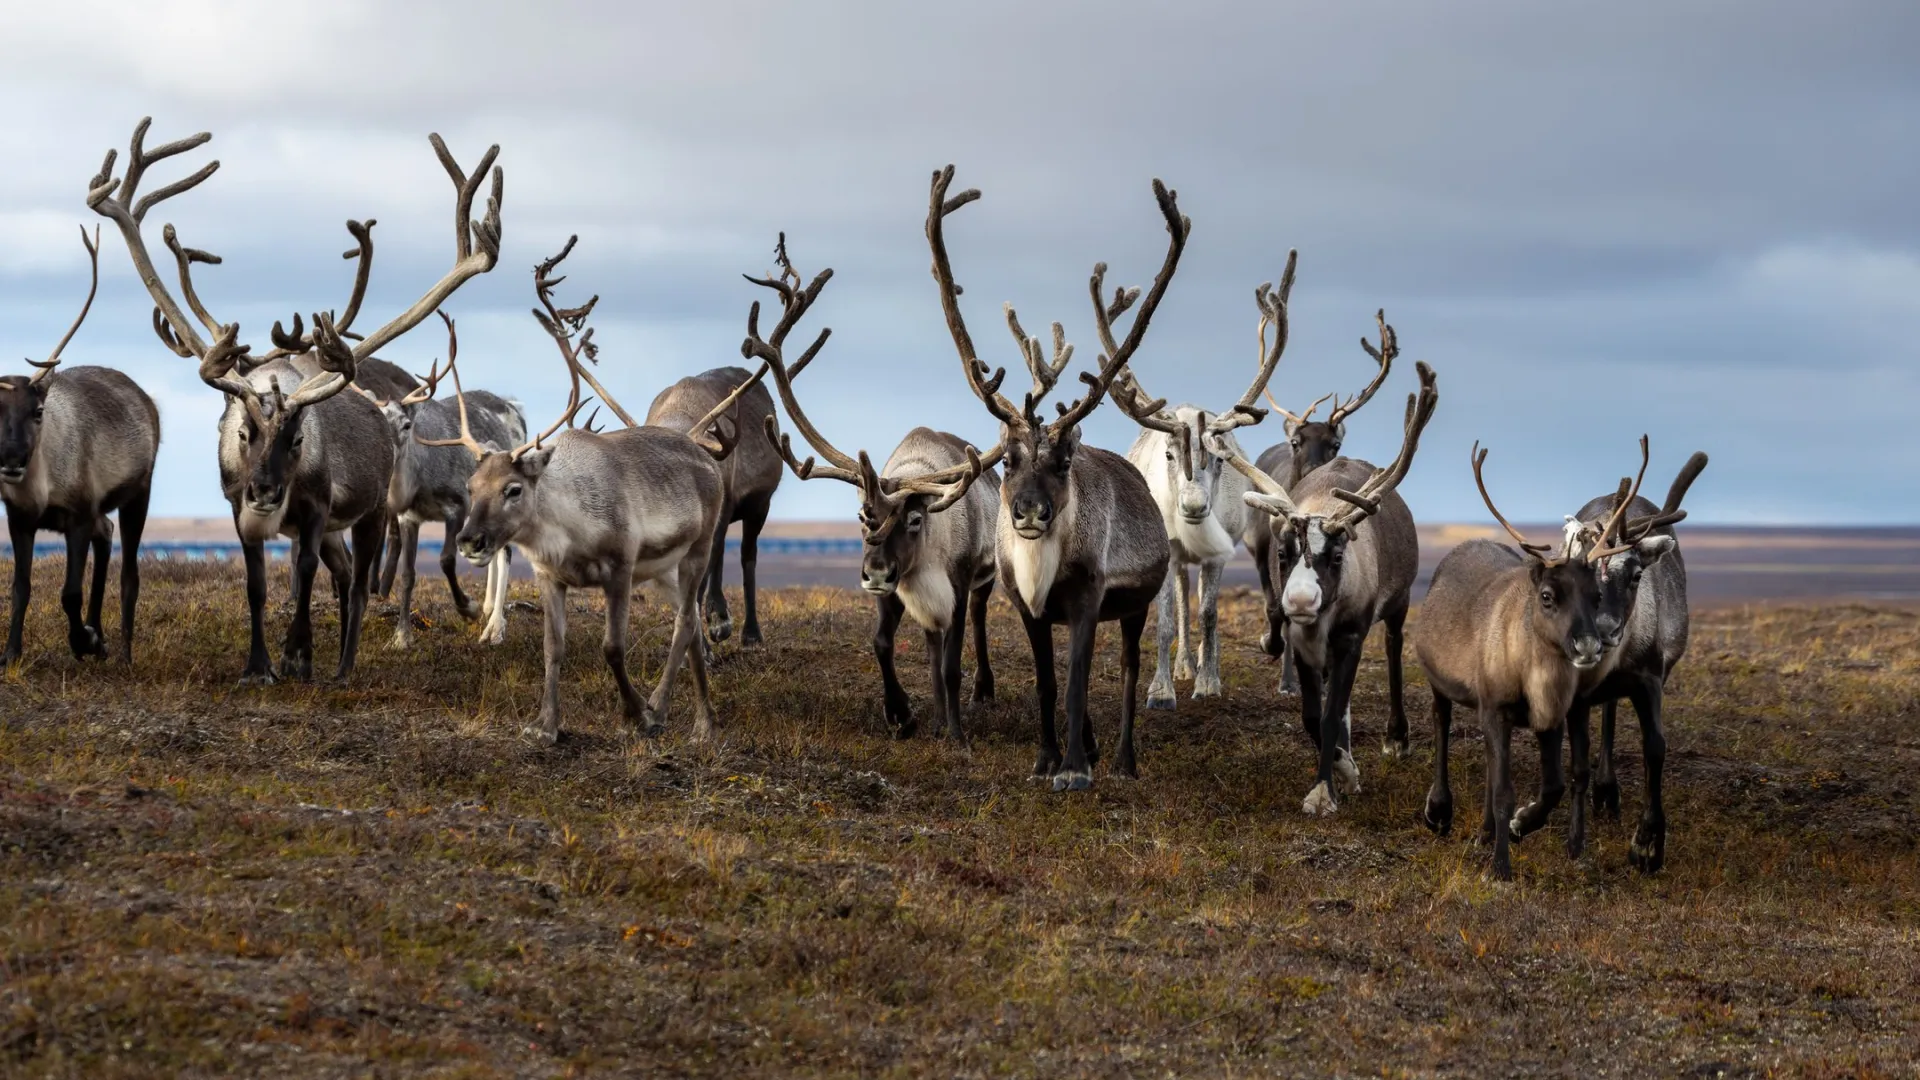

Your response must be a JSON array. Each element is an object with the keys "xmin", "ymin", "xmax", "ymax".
[
  {"xmin": 1543, "ymin": 451, "xmax": 1707, "ymax": 873},
  {"xmin": 369, "ymin": 311, "xmax": 527, "ymax": 649},
  {"xmin": 0, "ymin": 225, "xmax": 160, "ymax": 666},
  {"xmin": 755, "ymin": 310, "xmax": 1001, "ymax": 741},
  {"xmin": 926, "ymin": 164, "xmax": 1188, "ymax": 791},
  {"xmin": 87, "ymin": 116, "xmax": 505, "ymax": 684},
  {"xmin": 1112, "ymin": 254, "xmax": 1296, "ymax": 708},
  {"xmin": 1211, "ymin": 355, "xmax": 1439, "ymax": 816},
  {"xmin": 444, "ymin": 237, "xmax": 782, "ymax": 744},
  {"xmin": 1240, "ymin": 314, "xmax": 1398, "ymax": 695}
]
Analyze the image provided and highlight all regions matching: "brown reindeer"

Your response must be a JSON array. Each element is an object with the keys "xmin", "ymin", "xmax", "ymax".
[
  {"xmin": 1, "ymin": 225, "xmax": 161, "ymax": 666},
  {"xmin": 926, "ymin": 164, "xmax": 1189, "ymax": 790},
  {"xmin": 87, "ymin": 117, "xmax": 505, "ymax": 683}
]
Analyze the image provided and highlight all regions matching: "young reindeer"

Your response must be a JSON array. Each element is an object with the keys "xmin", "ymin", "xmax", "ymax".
[
  {"xmin": 377, "ymin": 312, "xmax": 528, "ymax": 649},
  {"xmin": 447, "ymin": 237, "xmax": 782, "ymax": 744},
  {"xmin": 1, "ymin": 226, "xmax": 161, "ymax": 666},
  {"xmin": 756, "ymin": 317, "xmax": 1000, "ymax": 741},
  {"xmin": 1557, "ymin": 451, "xmax": 1707, "ymax": 873},
  {"xmin": 1111, "ymin": 256, "xmax": 1295, "ymax": 708},
  {"xmin": 1415, "ymin": 441, "xmax": 1651, "ymax": 881},
  {"xmin": 926, "ymin": 164, "xmax": 1186, "ymax": 791},
  {"xmin": 1210, "ymin": 356, "xmax": 1439, "ymax": 816},
  {"xmin": 87, "ymin": 117, "xmax": 506, "ymax": 683},
  {"xmin": 1240, "ymin": 315, "xmax": 1398, "ymax": 693}
]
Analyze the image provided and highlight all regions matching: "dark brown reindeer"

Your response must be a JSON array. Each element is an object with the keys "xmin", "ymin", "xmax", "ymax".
[
  {"xmin": 1553, "ymin": 451, "xmax": 1707, "ymax": 873},
  {"xmin": 1, "ymin": 225, "xmax": 161, "ymax": 666},
  {"xmin": 1240, "ymin": 313, "xmax": 1398, "ymax": 693},
  {"xmin": 756, "ymin": 304, "xmax": 1001, "ymax": 741},
  {"xmin": 87, "ymin": 117, "xmax": 505, "ymax": 683},
  {"xmin": 926, "ymin": 164, "xmax": 1187, "ymax": 791},
  {"xmin": 642, "ymin": 235, "xmax": 810, "ymax": 650},
  {"xmin": 1210, "ymin": 354, "xmax": 1438, "ymax": 815},
  {"xmin": 445, "ymin": 237, "xmax": 783, "ymax": 743},
  {"xmin": 1110, "ymin": 256, "xmax": 1295, "ymax": 709},
  {"xmin": 1414, "ymin": 441, "xmax": 1651, "ymax": 880}
]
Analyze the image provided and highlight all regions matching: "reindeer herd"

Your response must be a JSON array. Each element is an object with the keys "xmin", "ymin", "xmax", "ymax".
[{"xmin": 0, "ymin": 120, "xmax": 1714, "ymax": 881}]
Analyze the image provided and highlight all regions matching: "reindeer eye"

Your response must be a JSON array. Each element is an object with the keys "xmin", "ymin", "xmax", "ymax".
[
  {"xmin": 1539, "ymin": 588, "xmax": 1555, "ymax": 608},
  {"xmin": 906, "ymin": 511, "xmax": 925, "ymax": 531},
  {"xmin": 1165, "ymin": 451, "xmax": 1175, "ymax": 461},
  {"xmin": 30, "ymin": 407, "xmax": 44, "ymax": 421},
  {"xmin": 505, "ymin": 483, "xmax": 523, "ymax": 500}
]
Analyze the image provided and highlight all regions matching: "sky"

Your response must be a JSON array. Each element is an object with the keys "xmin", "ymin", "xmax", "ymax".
[{"xmin": 2, "ymin": 1, "xmax": 1916, "ymax": 524}]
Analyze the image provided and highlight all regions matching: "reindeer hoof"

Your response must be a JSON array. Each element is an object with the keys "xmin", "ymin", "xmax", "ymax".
[
  {"xmin": 388, "ymin": 630, "xmax": 413, "ymax": 651},
  {"xmin": 1146, "ymin": 678, "xmax": 1177, "ymax": 710},
  {"xmin": 69, "ymin": 626, "xmax": 107, "ymax": 660},
  {"xmin": 1050, "ymin": 770, "xmax": 1092, "ymax": 793},
  {"xmin": 478, "ymin": 621, "xmax": 506, "ymax": 646},
  {"xmin": 1302, "ymin": 781, "xmax": 1338, "ymax": 816},
  {"xmin": 1629, "ymin": 822, "xmax": 1666, "ymax": 874},
  {"xmin": 706, "ymin": 614, "xmax": 733, "ymax": 644},
  {"xmin": 1381, "ymin": 739, "xmax": 1410, "ymax": 760},
  {"xmin": 740, "ymin": 624, "xmax": 762, "ymax": 647},
  {"xmin": 971, "ymin": 677, "xmax": 994, "ymax": 704},
  {"xmin": 1334, "ymin": 749, "xmax": 1362, "ymax": 795},
  {"xmin": 520, "ymin": 724, "xmax": 559, "ymax": 747},
  {"xmin": 1424, "ymin": 792, "xmax": 1453, "ymax": 836},
  {"xmin": 1029, "ymin": 753, "xmax": 1061, "ymax": 780},
  {"xmin": 1191, "ymin": 673, "xmax": 1222, "ymax": 698},
  {"xmin": 237, "ymin": 671, "xmax": 277, "ymax": 687},
  {"xmin": 1593, "ymin": 780, "xmax": 1622, "ymax": 822}
]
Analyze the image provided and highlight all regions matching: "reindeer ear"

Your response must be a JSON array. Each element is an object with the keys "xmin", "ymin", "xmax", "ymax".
[
  {"xmin": 1634, "ymin": 534, "xmax": 1676, "ymax": 566},
  {"xmin": 518, "ymin": 446, "xmax": 553, "ymax": 479},
  {"xmin": 1054, "ymin": 424, "xmax": 1080, "ymax": 466}
]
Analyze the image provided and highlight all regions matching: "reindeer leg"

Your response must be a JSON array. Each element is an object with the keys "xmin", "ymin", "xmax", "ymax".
[
  {"xmin": 601, "ymin": 563, "xmax": 647, "ymax": 731},
  {"xmin": 335, "ymin": 512, "xmax": 380, "ymax": 683},
  {"xmin": 1511, "ymin": 724, "xmax": 1565, "ymax": 842},
  {"xmin": 442, "ymin": 508, "xmax": 478, "ymax": 621},
  {"xmin": 529, "ymin": 572, "xmax": 566, "ymax": 745},
  {"xmin": 1172, "ymin": 564, "xmax": 1195, "ymax": 682},
  {"xmin": 479, "ymin": 550, "xmax": 510, "ymax": 645},
  {"xmin": 923, "ymin": 624, "xmax": 949, "ymax": 739},
  {"xmin": 1145, "ymin": 572, "xmax": 1178, "ymax": 710},
  {"xmin": 1593, "ymin": 698, "xmax": 1622, "ymax": 821},
  {"xmin": 1484, "ymin": 705, "xmax": 1517, "ymax": 882},
  {"xmin": 116, "ymin": 482, "xmax": 150, "ymax": 665},
  {"xmin": 1115, "ymin": 608, "xmax": 1147, "ymax": 779},
  {"xmin": 318, "ymin": 533, "xmax": 352, "ymax": 630},
  {"xmin": 1192, "ymin": 559, "xmax": 1224, "ymax": 698},
  {"xmin": 874, "ymin": 593, "xmax": 912, "ymax": 737},
  {"xmin": 84, "ymin": 522, "xmax": 111, "ymax": 655},
  {"xmin": 1566, "ymin": 705, "xmax": 1592, "ymax": 860},
  {"xmin": 968, "ymin": 579, "xmax": 994, "ymax": 703},
  {"xmin": 942, "ymin": 585, "xmax": 969, "ymax": 743},
  {"xmin": 1424, "ymin": 691, "xmax": 1455, "ymax": 836},
  {"xmin": 375, "ymin": 513, "xmax": 401, "ymax": 599},
  {"xmin": 1382, "ymin": 597, "xmax": 1410, "ymax": 757},
  {"xmin": 683, "ymin": 570, "xmax": 719, "ymax": 740},
  {"xmin": 1051, "ymin": 602, "xmax": 1099, "ymax": 792},
  {"xmin": 703, "ymin": 499, "xmax": 734, "ymax": 644},
  {"xmin": 3, "ymin": 510, "xmax": 33, "ymax": 665},
  {"xmin": 738, "ymin": 493, "xmax": 769, "ymax": 646},
  {"xmin": 59, "ymin": 519, "xmax": 103, "ymax": 660},
  {"xmin": 1303, "ymin": 635, "xmax": 1362, "ymax": 814},
  {"xmin": 648, "ymin": 566, "xmax": 709, "ymax": 740},
  {"xmin": 1628, "ymin": 677, "xmax": 1668, "ymax": 875},
  {"xmin": 236, "ymin": 527, "xmax": 275, "ymax": 685},
  {"xmin": 278, "ymin": 519, "xmax": 321, "ymax": 682},
  {"xmin": 388, "ymin": 520, "xmax": 421, "ymax": 649},
  {"xmin": 1024, "ymin": 613, "xmax": 1060, "ymax": 779}
]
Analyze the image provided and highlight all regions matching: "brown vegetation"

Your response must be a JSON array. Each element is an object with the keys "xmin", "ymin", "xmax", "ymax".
[{"xmin": 1, "ymin": 556, "xmax": 1916, "ymax": 1077}]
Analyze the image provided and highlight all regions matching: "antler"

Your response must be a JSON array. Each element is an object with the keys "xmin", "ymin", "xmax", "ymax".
[
  {"xmin": 927, "ymin": 166, "xmax": 1021, "ymax": 434},
  {"xmin": 1048, "ymin": 179, "xmax": 1190, "ymax": 438},
  {"xmin": 1269, "ymin": 390, "xmax": 1334, "ymax": 430},
  {"xmin": 1471, "ymin": 441, "xmax": 1560, "ymax": 563},
  {"xmin": 697, "ymin": 231, "xmax": 836, "ymax": 459},
  {"xmin": 1205, "ymin": 429, "xmax": 1300, "ymax": 520},
  {"xmin": 1006, "ymin": 304, "xmax": 1075, "ymax": 411},
  {"xmin": 533, "ymin": 234, "xmax": 634, "ymax": 430},
  {"xmin": 261, "ymin": 218, "xmax": 379, "ymax": 362},
  {"xmin": 1208, "ymin": 252, "xmax": 1299, "ymax": 437},
  {"xmin": 27, "ymin": 225, "xmax": 101, "ymax": 385},
  {"xmin": 412, "ymin": 310, "xmax": 497, "ymax": 461},
  {"xmin": 1091, "ymin": 262, "xmax": 1189, "ymax": 465},
  {"xmin": 1326, "ymin": 309, "xmax": 1397, "ymax": 430},
  {"xmin": 1580, "ymin": 436, "xmax": 1652, "ymax": 562},
  {"xmin": 88, "ymin": 118, "xmax": 225, "ymax": 361},
  {"xmin": 1623, "ymin": 451, "xmax": 1708, "ymax": 541},
  {"xmin": 1326, "ymin": 361, "xmax": 1439, "ymax": 534}
]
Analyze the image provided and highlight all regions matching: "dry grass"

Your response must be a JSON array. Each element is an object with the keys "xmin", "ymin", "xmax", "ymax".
[{"xmin": 1, "ymin": 557, "xmax": 1917, "ymax": 1078}]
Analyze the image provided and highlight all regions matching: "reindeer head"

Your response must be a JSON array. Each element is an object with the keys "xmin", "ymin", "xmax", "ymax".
[
  {"xmin": 1269, "ymin": 309, "xmax": 1398, "ymax": 487},
  {"xmin": 923, "ymin": 166, "xmax": 1191, "ymax": 543},
  {"xmin": 1570, "ymin": 449, "xmax": 1707, "ymax": 649},
  {"xmin": 0, "ymin": 226, "xmax": 99, "ymax": 485}
]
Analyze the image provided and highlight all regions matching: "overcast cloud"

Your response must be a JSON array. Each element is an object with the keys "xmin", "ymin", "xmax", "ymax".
[{"xmin": 2, "ymin": 0, "xmax": 1916, "ymax": 523}]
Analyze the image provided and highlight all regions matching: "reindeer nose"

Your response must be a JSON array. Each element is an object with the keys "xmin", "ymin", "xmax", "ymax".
[
  {"xmin": 1178, "ymin": 483, "xmax": 1210, "ymax": 521},
  {"xmin": 1570, "ymin": 635, "xmax": 1605, "ymax": 668},
  {"xmin": 860, "ymin": 563, "xmax": 898, "ymax": 594},
  {"xmin": 1596, "ymin": 614, "xmax": 1624, "ymax": 646}
]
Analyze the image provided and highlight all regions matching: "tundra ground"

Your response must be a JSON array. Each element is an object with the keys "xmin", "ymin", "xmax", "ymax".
[{"xmin": 1, "ymin": 557, "xmax": 1916, "ymax": 1078}]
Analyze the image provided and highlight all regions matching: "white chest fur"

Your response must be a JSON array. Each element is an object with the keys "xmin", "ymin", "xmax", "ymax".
[{"xmin": 898, "ymin": 565, "xmax": 957, "ymax": 632}]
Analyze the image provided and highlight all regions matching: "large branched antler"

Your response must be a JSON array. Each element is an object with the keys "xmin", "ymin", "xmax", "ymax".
[
  {"xmin": 1326, "ymin": 361, "xmax": 1439, "ymax": 534},
  {"xmin": 695, "ymin": 232, "xmax": 836, "ymax": 460},
  {"xmin": 1471, "ymin": 442, "xmax": 1561, "ymax": 564},
  {"xmin": 530, "ymin": 235, "xmax": 633, "ymax": 432},
  {"xmin": 927, "ymin": 166, "xmax": 1020, "ymax": 437},
  {"xmin": 411, "ymin": 310, "xmax": 502, "ymax": 461},
  {"xmin": 1092, "ymin": 263, "xmax": 1189, "ymax": 471},
  {"xmin": 27, "ymin": 226, "xmax": 101, "ymax": 385},
  {"xmin": 1324, "ymin": 309, "xmax": 1397, "ymax": 430},
  {"xmin": 1208, "ymin": 252, "xmax": 1299, "ymax": 438},
  {"xmin": 1622, "ymin": 452, "xmax": 1708, "ymax": 541}
]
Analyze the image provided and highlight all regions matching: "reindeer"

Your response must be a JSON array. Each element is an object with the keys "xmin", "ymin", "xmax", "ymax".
[
  {"xmin": 1210, "ymin": 352, "xmax": 1438, "ymax": 815},
  {"xmin": 374, "ymin": 313, "xmax": 528, "ymax": 649},
  {"xmin": 925, "ymin": 165, "xmax": 1189, "ymax": 791},
  {"xmin": 1413, "ymin": 441, "xmax": 1663, "ymax": 880},
  {"xmin": 1239, "ymin": 317, "xmax": 1397, "ymax": 694},
  {"xmin": 445, "ymin": 236, "xmax": 778, "ymax": 744},
  {"xmin": 1547, "ymin": 452, "xmax": 1706, "ymax": 873},
  {"xmin": 1112, "ymin": 255, "xmax": 1295, "ymax": 708},
  {"xmin": 1, "ymin": 226, "xmax": 161, "ymax": 666},
  {"xmin": 754, "ymin": 307, "xmax": 1000, "ymax": 740},
  {"xmin": 87, "ymin": 117, "xmax": 505, "ymax": 683}
]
